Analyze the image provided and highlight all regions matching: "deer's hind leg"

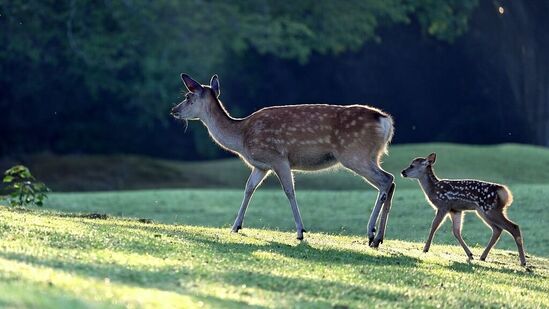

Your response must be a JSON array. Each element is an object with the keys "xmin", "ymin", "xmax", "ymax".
[
  {"xmin": 476, "ymin": 211, "xmax": 503, "ymax": 262},
  {"xmin": 480, "ymin": 225, "xmax": 502, "ymax": 262},
  {"xmin": 338, "ymin": 153, "xmax": 394, "ymax": 247},
  {"xmin": 485, "ymin": 210, "xmax": 526, "ymax": 266}
]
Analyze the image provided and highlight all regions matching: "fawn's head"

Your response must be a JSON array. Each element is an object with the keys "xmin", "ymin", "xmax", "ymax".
[
  {"xmin": 401, "ymin": 153, "xmax": 437, "ymax": 179},
  {"xmin": 171, "ymin": 73, "xmax": 220, "ymax": 121}
]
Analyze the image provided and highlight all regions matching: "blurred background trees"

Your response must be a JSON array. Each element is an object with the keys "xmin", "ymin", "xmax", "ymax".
[{"xmin": 1, "ymin": 0, "xmax": 547, "ymax": 160}]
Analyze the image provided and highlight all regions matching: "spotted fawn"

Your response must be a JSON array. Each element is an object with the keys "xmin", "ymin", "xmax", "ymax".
[
  {"xmin": 171, "ymin": 73, "xmax": 395, "ymax": 246},
  {"xmin": 401, "ymin": 153, "xmax": 526, "ymax": 266}
]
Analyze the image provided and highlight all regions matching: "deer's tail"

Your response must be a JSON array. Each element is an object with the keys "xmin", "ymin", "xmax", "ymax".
[
  {"xmin": 497, "ymin": 185, "xmax": 514, "ymax": 208},
  {"xmin": 375, "ymin": 113, "xmax": 394, "ymax": 162}
]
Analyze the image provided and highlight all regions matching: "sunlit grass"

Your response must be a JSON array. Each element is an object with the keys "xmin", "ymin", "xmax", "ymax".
[
  {"xmin": 0, "ymin": 207, "xmax": 548, "ymax": 308},
  {"xmin": 45, "ymin": 184, "xmax": 549, "ymax": 257},
  {"xmin": 1, "ymin": 143, "xmax": 548, "ymax": 307}
]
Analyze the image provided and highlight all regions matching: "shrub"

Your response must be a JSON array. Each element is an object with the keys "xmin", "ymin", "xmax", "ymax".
[{"xmin": 2, "ymin": 165, "xmax": 50, "ymax": 207}]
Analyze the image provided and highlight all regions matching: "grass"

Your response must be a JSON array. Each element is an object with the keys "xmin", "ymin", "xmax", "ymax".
[
  {"xmin": 45, "ymin": 185, "xmax": 548, "ymax": 257},
  {"xmin": 1, "ymin": 143, "xmax": 548, "ymax": 307},
  {"xmin": 2, "ymin": 143, "xmax": 549, "ymax": 191},
  {"xmin": 0, "ymin": 207, "xmax": 548, "ymax": 308}
]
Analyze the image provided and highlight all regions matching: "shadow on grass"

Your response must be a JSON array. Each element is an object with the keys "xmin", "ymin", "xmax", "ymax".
[
  {"xmin": 2, "ymin": 208, "xmax": 545, "ymax": 307},
  {"xmin": 0, "ymin": 247, "xmax": 404, "ymax": 307}
]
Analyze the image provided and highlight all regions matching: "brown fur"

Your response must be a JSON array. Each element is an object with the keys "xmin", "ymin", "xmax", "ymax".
[
  {"xmin": 401, "ymin": 154, "xmax": 527, "ymax": 266},
  {"xmin": 172, "ymin": 74, "xmax": 396, "ymax": 244}
]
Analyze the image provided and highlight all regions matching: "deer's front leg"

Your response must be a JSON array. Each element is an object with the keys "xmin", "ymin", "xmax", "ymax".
[
  {"xmin": 273, "ymin": 162, "xmax": 306, "ymax": 240},
  {"xmin": 231, "ymin": 168, "xmax": 269, "ymax": 233},
  {"xmin": 424, "ymin": 209, "xmax": 448, "ymax": 253},
  {"xmin": 450, "ymin": 211, "xmax": 473, "ymax": 259}
]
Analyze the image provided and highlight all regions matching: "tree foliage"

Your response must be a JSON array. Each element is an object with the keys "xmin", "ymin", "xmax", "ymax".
[{"xmin": 0, "ymin": 0, "xmax": 479, "ymax": 157}]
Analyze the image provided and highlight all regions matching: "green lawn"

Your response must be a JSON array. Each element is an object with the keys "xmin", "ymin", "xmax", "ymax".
[
  {"xmin": 1, "ymin": 143, "xmax": 549, "ymax": 308},
  {"xmin": 3, "ymin": 143, "xmax": 549, "ymax": 191},
  {"xmin": 0, "ymin": 205, "xmax": 548, "ymax": 308}
]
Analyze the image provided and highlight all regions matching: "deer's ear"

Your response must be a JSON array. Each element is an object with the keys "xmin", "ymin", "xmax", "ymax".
[
  {"xmin": 210, "ymin": 74, "xmax": 220, "ymax": 97},
  {"xmin": 427, "ymin": 153, "xmax": 437, "ymax": 165},
  {"xmin": 181, "ymin": 73, "xmax": 203, "ymax": 93}
]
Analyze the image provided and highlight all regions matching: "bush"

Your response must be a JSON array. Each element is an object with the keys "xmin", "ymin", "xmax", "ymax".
[{"xmin": 2, "ymin": 165, "xmax": 50, "ymax": 207}]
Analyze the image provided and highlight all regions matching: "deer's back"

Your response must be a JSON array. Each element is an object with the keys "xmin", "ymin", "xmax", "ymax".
[
  {"xmin": 241, "ymin": 104, "xmax": 388, "ymax": 170},
  {"xmin": 431, "ymin": 180, "xmax": 508, "ymax": 212}
]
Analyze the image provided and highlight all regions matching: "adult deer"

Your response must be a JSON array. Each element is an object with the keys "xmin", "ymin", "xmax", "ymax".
[{"xmin": 171, "ymin": 74, "xmax": 395, "ymax": 246}]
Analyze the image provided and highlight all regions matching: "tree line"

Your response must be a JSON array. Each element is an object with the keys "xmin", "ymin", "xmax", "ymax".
[{"xmin": 1, "ymin": 0, "xmax": 546, "ymax": 160}]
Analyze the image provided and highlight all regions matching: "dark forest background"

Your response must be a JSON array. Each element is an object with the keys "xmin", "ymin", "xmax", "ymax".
[{"xmin": 1, "ymin": 0, "xmax": 548, "ymax": 160}]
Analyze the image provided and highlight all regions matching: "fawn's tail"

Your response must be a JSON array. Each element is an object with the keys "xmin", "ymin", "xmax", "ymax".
[{"xmin": 497, "ymin": 185, "xmax": 514, "ymax": 208}]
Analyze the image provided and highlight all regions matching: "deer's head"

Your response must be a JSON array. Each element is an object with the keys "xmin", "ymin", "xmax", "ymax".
[
  {"xmin": 171, "ymin": 73, "xmax": 220, "ymax": 121},
  {"xmin": 401, "ymin": 153, "xmax": 436, "ymax": 179}
]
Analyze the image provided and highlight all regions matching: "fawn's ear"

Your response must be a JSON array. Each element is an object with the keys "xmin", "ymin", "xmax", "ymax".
[
  {"xmin": 210, "ymin": 74, "xmax": 220, "ymax": 97},
  {"xmin": 181, "ymin": 73, "xmax": 203, "ymax": 93},
  {"xmin": 427, "ymin": 153, "xmax": 437, "ymax": 165}
]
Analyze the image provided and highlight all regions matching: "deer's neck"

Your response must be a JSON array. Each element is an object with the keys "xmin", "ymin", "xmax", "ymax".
[
  {"xmin": 418, "ymin": 166, "xmax": 440, "ymax": 195},
  {"xmin": 200, "ymin": 99, "xmax": 243, "ymax": 153}
]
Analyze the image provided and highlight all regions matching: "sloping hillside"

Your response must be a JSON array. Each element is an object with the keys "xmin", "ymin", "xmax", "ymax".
[
  {"xmin": 1, "ymin": 144, "xmax": 548, "ymax": 191},
  {"xmin": 0, "ymin": 207, "xmax": 547, "ymax": 308}
]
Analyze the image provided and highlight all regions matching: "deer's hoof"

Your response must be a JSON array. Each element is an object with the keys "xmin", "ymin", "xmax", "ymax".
[
  {"xmin": 297, "ymin": 235, "xmax": 304, "ymax": 241},
  {"xmin": 370, "ymin": 238, "xmax": 383, "ymax": 248},
  {"xmin": 368, "ymin": 236, "xmax": 375, "ymax": 246},
  {"xmin": 423, "ymin": 248, "xmax": 429, "ymax": 253},
  {"xmin": 231, "ymin": 225, "xmax": 242, "ymax": 233},
  {"xmin": 480, "ymin": 256, "xmax": 487, "ymax": 261}
]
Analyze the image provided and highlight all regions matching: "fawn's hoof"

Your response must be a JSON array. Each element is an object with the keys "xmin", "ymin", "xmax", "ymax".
[
  {"xmin": 231, "ymin": 225, "xmax": 242, "ymax": 233},
  {"xmin": 480, "ymin": 257, "xmax": 486, "ymax": 261},
  {"xmin": 368, "ymin": 236, "xmax": 375, "ymax": 246},
  {"xmin": 423, "ymin": 248, "xmax": 429, "ymax": 253}
]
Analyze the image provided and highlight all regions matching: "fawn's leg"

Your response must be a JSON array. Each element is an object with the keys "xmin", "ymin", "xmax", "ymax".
[
  {"xmin": 476, "ymin": 211, "xmax": 503, "ymax": 261},
  {"xmin": 450, "ymin": 211, "xmax": 473, "ymax": 259},
  {"xmin": 424, "ymin": 209, "xmax": 448, "ymax": 253},
  {"xmin": 338, "ymin": 155, "xmax": 394, "ymax": 246},
  {"xmin": 480, "ymin": 225, "xmax": 502, "ymax": 261},
  {"xmin": 231, "ymin": 168, "xmax": 269, "ymax": 232},
  {"xmin": 372, "ymin": 182, "xmax": 396, "ymax": 247},
  {"xmin": 273, "ymin": 161, "xmax": 306, "ymax": 240},
  {"xmin": 486, "ymin": 210, "xmax": 527, "ymax": 266}
]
